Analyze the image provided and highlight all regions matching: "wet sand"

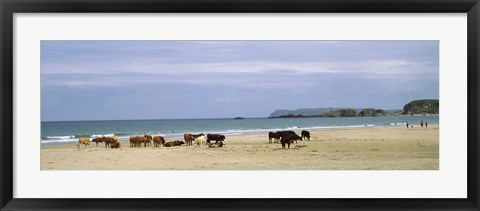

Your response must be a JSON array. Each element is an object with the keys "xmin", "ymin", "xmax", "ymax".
[{"xmin": 41, "ymin": 125, "xmax": 439, "ymax": 170}]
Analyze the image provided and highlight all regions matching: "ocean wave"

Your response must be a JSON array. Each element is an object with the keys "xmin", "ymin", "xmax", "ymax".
[
  {"xmin": 41, "ymin": 138, "xmax": 78, "ymax": 144},
  {"xmin": 90, "ymin": 134, "xmax": 115, "ymax": 138},
  {"xmin": 44, "ymin": 135, "xmax": 75, "ymax": 139},
  {"xmin": 389, "ymin": 122, "xmax": 407, "ymax": 126}
]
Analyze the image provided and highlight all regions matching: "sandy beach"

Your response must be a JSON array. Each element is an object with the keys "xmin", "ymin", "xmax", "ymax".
[{"xmin": 41, "ymin": 125, "xmax": 439, "ymax": 170}]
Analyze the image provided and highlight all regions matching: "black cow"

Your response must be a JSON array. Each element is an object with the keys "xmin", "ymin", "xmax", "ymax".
[
  {"xmin": 301, "ymin": 130, "xmax": 310, "ymax": 141},
  {"xmin": 206, "ymin": 134, "xmax": 226, "ymax": 144},
  {"xmin": 164, "ymin": 140, "xmax": 185, "ymax": 147},
  {"xmin": 278, "ymin": 131, "xmax": 300, "ymax": 143},
  {"xmin": 268, "ymin": 131, "xmax": 281, "ymax": 143},
  {"xmin": 280, "ymin": 133, "xmax": 302, "ymax": 149}
]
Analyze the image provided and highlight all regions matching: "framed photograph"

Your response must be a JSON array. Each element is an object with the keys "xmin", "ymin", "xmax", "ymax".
[{"xmin": 1, "ymin": 0, "xmax": 479, "ymax": 210}]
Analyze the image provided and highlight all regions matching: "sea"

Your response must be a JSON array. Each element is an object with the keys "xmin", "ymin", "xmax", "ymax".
[{"xmin": 41, "ymin": 116, "xmax": 439, "ymax": 146}]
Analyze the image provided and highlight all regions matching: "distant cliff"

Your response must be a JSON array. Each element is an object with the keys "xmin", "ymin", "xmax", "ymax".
[
  {"xmin": 269, "ymin": 108, "xmax": 364, "ymax": 118},
  {"xmin": 268, "ymin": 107, "xmax": 403, "ymax": 118},
  {"xmin": 268, "ymin": 100, "xmax": 439, "ymax": 118},
  {"xmin": 402, "ymin": 99, "xmax": 439, "ymax": 115},
  {"xmin": 269, "ymin": 108, "xmax": 339, "ymax": 118}
]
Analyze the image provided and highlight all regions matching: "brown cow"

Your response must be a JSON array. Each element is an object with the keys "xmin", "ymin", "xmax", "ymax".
[
  {"xmin": 110, "ymin": 142, "xmax": 121, "ymax": 149},
  {"xmin": 103, "ymin": 137, "xmax": 118, "ymax": 148},
  {"xmin": 144, "ymin": 135, "xmax": 153, "ymax": 147},
  {"xmin": 129, "ymin": 136, "xmax": 146, "ymax": 147},
  {"xmin": 184, "ymin": 134, "xmax": 195, "ymax": 146},
  {"xmin": 153, "ymin": 136, "xmax": 166, "ymax": 147},
  {"xmin": 92, "ymin": 137, "xmax": 104, "ymax": 147}
]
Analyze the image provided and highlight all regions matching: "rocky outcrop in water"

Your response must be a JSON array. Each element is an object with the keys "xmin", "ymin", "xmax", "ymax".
[
  {"xmin": 402, "ymin": 99, "xmax": 439, "ymax": 115},
  {"xmin": 359, "ymin": 108, "xmax": 387, "ymax": 117}
]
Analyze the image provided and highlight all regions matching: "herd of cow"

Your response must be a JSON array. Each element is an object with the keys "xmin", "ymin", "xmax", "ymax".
[
  {"xmin": 77, "ymin": 133, "xmax": 227, "ymax": 149},
  {"xmin": 77, "ymin": 130, "xmax": 310, "ymax": 150},
  {"xmin": 268, "ymin": 130, "xmax": 311, "ymax": 149}
]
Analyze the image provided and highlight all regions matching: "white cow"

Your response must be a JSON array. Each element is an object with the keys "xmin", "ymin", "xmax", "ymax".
[{"xmin": 194, "ymin": 135, "xmax": 206, "ymax": 146}]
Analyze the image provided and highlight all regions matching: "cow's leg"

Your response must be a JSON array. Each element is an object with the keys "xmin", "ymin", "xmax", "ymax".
[{"xmin": 287, "ymin": 143, "xmax": 290, "ymax": 149}]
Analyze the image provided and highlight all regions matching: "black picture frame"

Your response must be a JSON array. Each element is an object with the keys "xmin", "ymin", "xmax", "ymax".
[{"xmin": 1, "ymin": 0, "xmax": 479, "ymax": 210}]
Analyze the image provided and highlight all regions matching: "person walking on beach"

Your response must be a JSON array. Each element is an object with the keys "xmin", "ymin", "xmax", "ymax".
[
  {"xmin": 425, "ymin": 121, "xmax": 428, "ymax": 128},
  {"xmin": 420, "ymin": 120, "xmax": 424, "ymax": 127},
  {"xmin": 406, "ymin": 122, "xmax": 409, "ymax": 128}
]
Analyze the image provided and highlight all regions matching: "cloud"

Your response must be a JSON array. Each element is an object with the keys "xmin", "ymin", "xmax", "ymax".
[
  {"xmin": 42, "ymin": 59, "xmax": 437, "ymax": 77},
  {"xmin": 215, "ymin": 96, "xmax": 242, "ymax": 103}
]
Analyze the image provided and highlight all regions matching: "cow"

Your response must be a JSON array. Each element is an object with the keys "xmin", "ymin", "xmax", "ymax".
[
  {"xmin": 129, "ymin": 136, "xmax": 135, "ymax": 147},
  {"xmin": 78, "ymin": 138, "xmax": 90, "ymax": 147},
  {"xmin": 110, "ymin": 142, "xmax": 121, "ymax": 149},
  {"xmin": 184, "ymin": 134, "xmax": 195, "ymax": 146},
  {"xmin": 194, "ymin": 134, "xmax": 206, "ymax": 146},
  {"xmin": 208, "ymin": 141, "xmax": 224, "ymax": 148},
  {"xmin": 278, "ymin": 131, "xmax": 301, "ymax": 144},
  {"xmin": 153, "ymin": 136, "xmax": 166, "ymax": 147},
  {"xmin": 280, "ymin": 133, "xmax": 302, "ymax": 149},
  {"xmin": 301, "ymin": 130, "xmax": 310, "ymax": 141},
  {"xmin": 103, "ymin": 137, "xmax": 118, "ymax": 148},
  {"xmin": 92, "ymin": 137, "xmax": 105, "ymax": 147},
  {"xmin": 144, "ymin": 135, "xmax": 153, "ymax": 147},
  {"xmin": 129, "ymin": 136, "xmax": 146, "ymax": 147},
  {"xmin": 268, "ymin": 131, "xmax": 281, "ymax": 143},
  {"xmin": 206, "ymin": 134, "xmax": 226, "ymax": 144},
  {"xmin": 192, "ymin": 133, "xmax": 204, "ymax": 138},
  {"xmin": 164, "ymin": 140, "xmax": 185, "ymax": 147}
]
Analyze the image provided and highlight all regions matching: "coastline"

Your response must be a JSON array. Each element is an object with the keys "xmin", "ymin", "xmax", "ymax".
[
  {"xmin": 270, "ymin": 114, "xmax": 440, "ymax": 118},
  {"xmin": 41, "ymin": 125, "xmax": 439, "ymax": 170},
  {"xmin": 41, "ymin": 116, "xmax": 439, "ymax": 147}
]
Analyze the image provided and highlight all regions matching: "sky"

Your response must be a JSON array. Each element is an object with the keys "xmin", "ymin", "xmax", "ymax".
[{"xmin": 41, "ymin": 40, "xmax": 439, "ymax": 121}]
